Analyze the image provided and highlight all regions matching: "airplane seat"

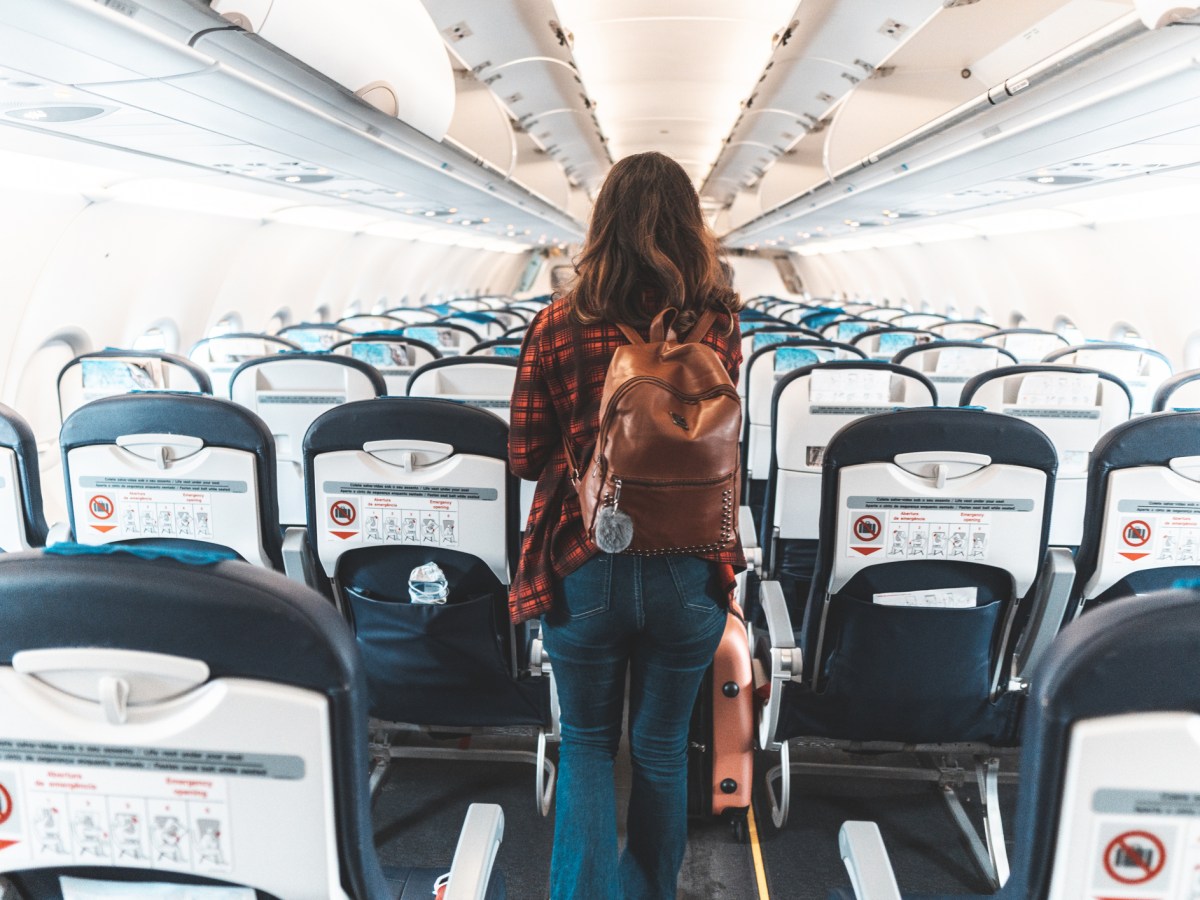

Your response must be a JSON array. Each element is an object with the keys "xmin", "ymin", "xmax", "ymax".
[
  {"xmin": 466, "ymin": 338, "xmax": 523, "ymax": 358},
  {"xmin": 889, "ymin": 313, "xmax": 948, "ymax": 331},
  {"xmin": 836, "ymin": 584, "xmax": 1200, "ymax": 899},
  {"xmin": 928, "ymin": 320, "xmax": 999, "ymax": 341},
  {"xmin": 405, "ymin": 357, "xmax": 526, "ymax": 523},
  {"xmin": 59, "ymin": 393, "xmax": 284, "ymax": 571},
  {"xmin": 1152, "ymin": 366, "xmax": 1200, "ymax": 411},
  {"xmin": 187, "ymin": 333, "xmax": 302, "ymax": 399},
  {"xmin": 757, "ymin": 361, "xmax": 937, "ymax": 625},
  {"xmin": 381, "ymin": 307, "xmax": 443, "ymax": 325},
  {"xmin": 401, "ymin": 323, "xmax": 480, "ymax": 357},
  {"xmin": 741, "ymin": 339, "xmax": 868, "ymax": 529},
  {"xmin": 757, "ymin": 408, "xmax": 1059, "ymax": 889},
  {"xmin": 446, "ymin": 298, "xmax": 490, "ymax": 313},
  {"xmin": 484, "ymin": 310, "xmax": 529, "ymax": 331},
  {"xmin": 0, "ymin": 403, "xmax": 49, "ymax": 552},
  {"xmin": 330, "ymin": 334, "xmax": 442, "ymax": 396},
  {"xmin": 737, "ymin": 308, "xmax": 786, "ymax": 328},
  {"xmin": 797, "ymin": 307, "xmax": 844, "ymax": 330},
  {"xmin": 437, "ymin": 314, "xmax": 504, "ymax": 341},
  {"xmin": 822, "ymin": 318, "xmax": 873, "ymax": 345},
  {"xmin": 57, "ymin": 350, "xmax": 213, "ymax": 423},
  {"xmin": 980, "ymin": 328, "xmax": 1070, "ymax": 364},
  {"xmin": 892, "ymin": 340, "xmax": 1018, "ymax": 406},
  {"xmin": 405, "ymin": 357, "xmax": 519, "ymax": 424},
  {"xmin": 505, "ymin": 301, "xmax": 551, "ymax": 317},
  {"xmin": 0, "ymin": 545, "xmax": 505, "ymax": 900},
  {"xmin": 1043, "ymin": 342, "xmax": 1173, "ymax": 417},
  {"xmin": 1071, "ymin": 411, "xmax": 1200, "ymax": 616},
  {"xmin": 336, "ymin": 314, "xmax": 409, "ymax": 334},
  {"xmin": 858, "ymin": 308, "xmax": 908, "ymax": 323},
  {"xmin": 961, "ymin": 365, "xmax": 1133, "ymax": 547},
  {"xmin": 303, "ymin": 398, "xmax": 555, "ymax": 814},
  {"xmin": 276, "ymin": 323, "xmax": 354, "ymax": 352},
  {"xmin": 737, "ymin": 326, "xmax": 823, "ymax": 379},
  {"xmin": 228, "ymin": 355, "xmax": 385, "ymax": 527},
  {"xmin": 849, "ymin": 327, "xmax": 938, "ymax": 361}
]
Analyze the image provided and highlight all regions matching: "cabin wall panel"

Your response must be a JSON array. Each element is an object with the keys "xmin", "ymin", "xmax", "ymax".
[
  {"xmin": 0, "ymin": 191, "xmax": 94, "ymax": 403},
  {"xmin": 793, "ymin": 214, "xmax": 1196, "ymax": 365},
  {"xmin": 0, "ymin": 192, "xmax": 532, "ymax": 415}
]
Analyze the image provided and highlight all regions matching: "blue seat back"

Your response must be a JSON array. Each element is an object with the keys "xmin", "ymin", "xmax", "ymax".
[
  {"xmin": 0, "ymin": 403, "xmax": 48, "ymax": 551},
  {"xmin": 60, "ymin": 393, "xmax": 284, "ymax": 570},
  {"xmin": 1073, "ymin": 411, "xmax": 1200, "ymax": 612},
  {"xmin": 0, "ymin": 547, "xmax": 387, "ymax": 899}
]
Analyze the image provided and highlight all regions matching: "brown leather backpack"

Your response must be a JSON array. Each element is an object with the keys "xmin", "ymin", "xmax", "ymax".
[{"xmin": 566, "ymin": 308, "xmax": 741, "ymax": 554}]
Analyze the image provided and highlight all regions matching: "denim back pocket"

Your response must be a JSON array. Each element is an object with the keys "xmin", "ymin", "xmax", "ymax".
[
  {"xmin": 560, "ymin": 553, "xmax": 613, "ymax": 619},
  {"xmin": 665, "ymin": 555, "xmax": 721, "ymax": 612}
]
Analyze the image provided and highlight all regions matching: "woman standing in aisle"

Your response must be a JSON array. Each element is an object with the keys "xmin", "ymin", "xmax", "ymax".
[{"xmin": 508, "ymin": 150, "xmax": 744, "ymax": 900}]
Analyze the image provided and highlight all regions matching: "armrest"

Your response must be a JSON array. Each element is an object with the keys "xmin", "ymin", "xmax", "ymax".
[
  {"xmin": 529, "ymin": 621, "xmax": 551, "ymax": 676},
  {"xmin": 740, "ymin": 505, "xmax": 759, "ymax": 550},
  {"xmin": 740, "ymin": 505, "xmax": 762, "ymax": 577},
  {"xmin": 1009, "ymin": 546, "xmax": 1076, "ymax": 687},
  {"xmin": 45, "ymin": 521, "xmax": 73, "ymax": 547},
  {"xmin": 838, "ymin": 821, "xmax": 902, "ymax": 900},
  {"xmin": 755, "ymin": 580, "xmax": 800, "ymax": 751},
  {"xmin": 282, "ymin": 526, "xmax": 315, "ymax": 588},
  {"xmin": 443, "ymin": 803, "xmax": 505, "ymax": 900}
]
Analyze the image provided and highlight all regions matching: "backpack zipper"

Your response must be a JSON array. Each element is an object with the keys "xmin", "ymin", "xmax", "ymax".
[{"xmin": 598, "ymin": 376, "xmax": 739, "ymax": 437}]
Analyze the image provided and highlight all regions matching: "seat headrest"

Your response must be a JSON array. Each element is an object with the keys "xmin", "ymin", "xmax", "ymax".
[
  {"xmin": 0, "ymin": 551, "xmax": 358, "ymax": 697},
  {"xmin": 824, "ymin": 407, "xmax": 1058, "ymax": 474}
]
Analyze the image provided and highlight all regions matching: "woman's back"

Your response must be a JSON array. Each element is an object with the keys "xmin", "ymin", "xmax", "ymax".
[{"xmin": 508, "ymin": 297, "xmax": 743, "ymax": 624}]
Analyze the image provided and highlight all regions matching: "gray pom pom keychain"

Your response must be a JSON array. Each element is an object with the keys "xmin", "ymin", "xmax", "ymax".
[{"xmin": 595, "ymin": 477, "xmax": 633, "ymax": 553}]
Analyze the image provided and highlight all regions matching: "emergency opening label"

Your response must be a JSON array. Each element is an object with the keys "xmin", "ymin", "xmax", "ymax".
[
  {"xmin": 323, "ymin": 488, "xmax": 484, "ymax": 546},
  {"xmin": 0, "ymin": 745, "xmax": 301, "ymax": 876},
  {"xmin": 847, "ymin": 508, "xmax": 993, "ymax": 561},
  {"xmin": 1109, "ymin": 501, "xmax": 1200, "ymax": 564}
]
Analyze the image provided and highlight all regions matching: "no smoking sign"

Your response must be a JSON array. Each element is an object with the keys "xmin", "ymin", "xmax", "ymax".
[{"xmin": 1099, "ymin": 828, "xmax": 1167, "ymax": 887}]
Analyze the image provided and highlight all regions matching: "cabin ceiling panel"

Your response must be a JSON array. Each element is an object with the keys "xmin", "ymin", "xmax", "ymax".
[
  {"xmin": 732, "ymin": 46, "xmax": 1200, "ymax": 251},
  {"xmin": 552, "ymin": 0, "xmax": 797, "ymax": 185},
  {"xmin": 0, "ymin": 0, "xmax": 584, "ymax": 245},
  {"xmin": 723, "ymin": 1, "xmax": 1190, "ymax": 251}
]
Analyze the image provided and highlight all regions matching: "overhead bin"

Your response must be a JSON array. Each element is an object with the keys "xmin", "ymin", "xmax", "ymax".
[
  {"xmin": 703, "ymin": 0, "xmax": 946, "ymax": 208},
  {"xmin": 0, "ymin": 0, "xmax": 583, "ymax": 243},
  {"xmin": 209, "ymin": 0, "xmax": 455, "ymax": 139},
  {"xmin": 423, "ymin": 0, "xmax": 611, "ymax": 195},
  {"xmin": 724, "ymin": 6, "xmax": 1200, "ymax": 249},
  {"xmin": 446, "ymin": 72, "xmax": 518, "ymax": 177}
]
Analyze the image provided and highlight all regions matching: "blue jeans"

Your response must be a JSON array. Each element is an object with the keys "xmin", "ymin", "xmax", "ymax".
[{"xmin": 542, "ymin": 553, "xmax": 727, "ymax": 900}]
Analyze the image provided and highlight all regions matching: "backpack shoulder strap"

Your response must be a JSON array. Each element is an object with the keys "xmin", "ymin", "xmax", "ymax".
[{"xmin": 681, "ymin": 309, "xmax": 718, "ymax": 345}]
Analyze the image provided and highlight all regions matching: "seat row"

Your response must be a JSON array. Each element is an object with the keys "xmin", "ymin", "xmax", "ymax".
[
  {"xmin": 746, "ymin": 402, "xmax": 1200, "ymax": 888},
  {"xmin": 0, "ymin": 544, "xmax": 506, "ymax": 899}
]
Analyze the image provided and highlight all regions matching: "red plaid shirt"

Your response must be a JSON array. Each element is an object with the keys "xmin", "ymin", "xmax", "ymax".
[{"xmin": 508, "ymin": 297, "xmax": 745, "ymax": 624}]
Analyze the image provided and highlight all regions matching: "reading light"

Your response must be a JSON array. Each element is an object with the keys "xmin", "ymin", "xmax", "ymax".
[{"xmin": 5, "ymin": 105, "xmax": 109, "ymax": 123}]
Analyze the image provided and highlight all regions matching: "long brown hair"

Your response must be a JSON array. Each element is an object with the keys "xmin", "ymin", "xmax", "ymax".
[{"xmin": 567, "ymin": 152, "xmax": 740, "ymax": 335}]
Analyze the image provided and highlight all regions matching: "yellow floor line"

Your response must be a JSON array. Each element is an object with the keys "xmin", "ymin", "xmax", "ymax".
[{"xmin": 748, "ymin": 803, "xmax": 771, "ymax": 900}]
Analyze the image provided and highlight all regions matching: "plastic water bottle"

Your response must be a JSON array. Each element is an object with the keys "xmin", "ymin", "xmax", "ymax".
[{"xmin": 409, "ymin": 562, "xmax": 448, "ymax": 604}]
